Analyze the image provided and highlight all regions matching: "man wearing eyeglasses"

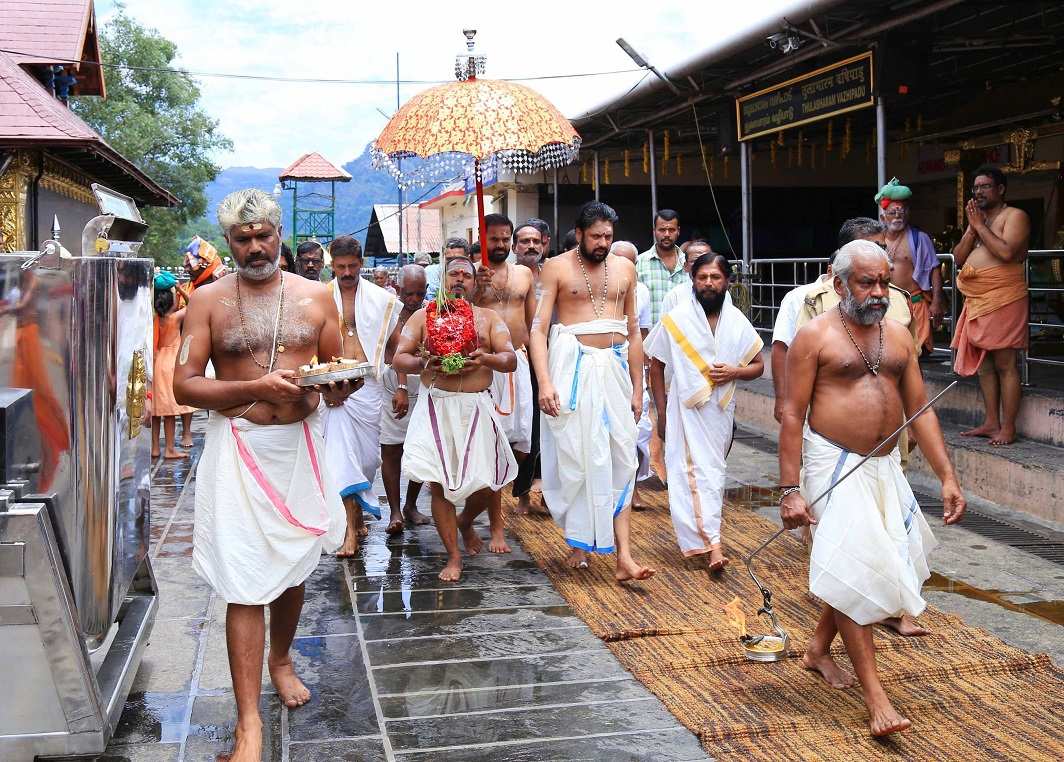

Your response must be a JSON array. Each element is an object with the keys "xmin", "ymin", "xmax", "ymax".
[{"xmin": 876, "ymin": 179, "xmax": 945, "ymax": 357}]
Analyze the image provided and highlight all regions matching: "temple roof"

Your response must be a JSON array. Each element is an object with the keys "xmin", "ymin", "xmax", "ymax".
[
  {"xmin": 279, "ymin": 152, "xmax": 352, "ymax": 182},
  {"xmin": 0, "ymin": 0, "xmax": 105, "ymax": 96}
]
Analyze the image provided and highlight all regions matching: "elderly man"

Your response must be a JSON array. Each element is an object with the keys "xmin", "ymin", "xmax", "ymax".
[
  {"xmin": 659, "ymin": 239, "xmax": 715, "ymax": 316},
  {"xmin": 394, "ymin": 256, "xmax": 518, "ymax": 581},
  {"xmin": 295, "ymin": 241, "xmax": 326, "ymax": 282},
  {"xmin": 426, "ymin": 237, "xmax": 471, "ymax": 301},
  {"xmin": 647, "ymin": 253, "xmax": 763, "ymax": 570},
  {"xmin": 781, "ymin": 240, "xmax": 965, "ymax": 737},
  {"xmin": 531, "ymin": 202, "xmax": 654, "ymax": 581},
  {"xmin": 513, "ymin": 220, "xmax": 546, "ymax": 294},
  {"xmin": 380, "ymin": 264, "xmax": 431, "ymax": 531},
  {"xmin": 373, "ymin": 266, "xmax": 397, "ymax": 295},
  {"xmin": 175, "ymin": 189, "xmax": 351, "ymax": 762},
  {"xmin": 323, "ymin": 237, "xmax": 403, "ymax": 553},
  {"xmin": 637, "ymin": 209, "xmax": 687, "ymax": 324},
  {"xmin": 952, "ymin": 165, "xmax": 1031, "ymax": 446},
  {"xmin": 877, "ymin": 178, "xmax": 945, "ymax": 355},
  {"xmin": 474, "ymin": 213, "xmax": 536, "ymax": 551}
]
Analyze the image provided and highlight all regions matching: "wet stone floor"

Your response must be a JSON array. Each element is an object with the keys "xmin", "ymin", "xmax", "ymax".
[{"xmin": 87, "ymin": 420, "xmax": 710, "ymax": 762}]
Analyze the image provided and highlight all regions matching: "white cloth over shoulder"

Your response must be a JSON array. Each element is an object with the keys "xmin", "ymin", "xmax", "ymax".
[
  {"xmin": 490, "ymin": 347, "xmax": 533, "ymax": 453},
  {"xmin": 772, "ymin": 277, "xmax": 824, "ymax": 347},
  {"xmin": 330, "ymin": 278, "xmax": 401, "ymax": 380},
  {"xmin": 645, "ymin": 295, "xmax": 761, "ymax": 555},
  {"xmin": 380, "ymin": 365, "xmax": 419, "ymax": 446},
  {"xmin": 402, "ymin": 388, "xmax": 517, "ymax": 503},
  {"xmin": 193, "ymin": 406, "xmax": 345, "ymax": 605},
  {"xmin": 803, "ymin": 426, "xmax": 937, "ymax": 625},
  {"xmin": 541, "ymin": 319, "xmax": 636, "ymax": 554},
  {"xmin": 324, "ymin": 379, "xmax": 384, "ymax": 517}
]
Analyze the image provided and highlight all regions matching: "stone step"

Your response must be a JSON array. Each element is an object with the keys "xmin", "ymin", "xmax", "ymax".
[{"xmin": 734, "ymin": 376, "xmax": 1064, "ymax": 528}]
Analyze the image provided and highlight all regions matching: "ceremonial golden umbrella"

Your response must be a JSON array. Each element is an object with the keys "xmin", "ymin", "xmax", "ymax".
[{"xmin": 373, "ymin": 30, "xmax": 580, "ymax": 265}]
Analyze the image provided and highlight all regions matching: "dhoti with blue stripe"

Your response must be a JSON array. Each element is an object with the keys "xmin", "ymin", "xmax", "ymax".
[
  {"xmin": 541, "ymin": 319, "xmax": 636, "ymax": 554},
  {"xmin": 803, "ymin": 426, "xmax": 937, "ymax": 625},
  {"xmin": 324, "ymin": 379, "xmax": 384, "ymax": 518}
]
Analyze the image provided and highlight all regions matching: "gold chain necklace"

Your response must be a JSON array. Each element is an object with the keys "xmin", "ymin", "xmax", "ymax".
[
  {"xmin": 577, "ymin": 254, "xmax": 609, "ymax": 318},
  {"xmin": 236, "ymin": 273, "xmax": 286, "ymax": 369},
  {"xmin": 838, "ymin": 304, "xmax": 883, "ymax": 375}
]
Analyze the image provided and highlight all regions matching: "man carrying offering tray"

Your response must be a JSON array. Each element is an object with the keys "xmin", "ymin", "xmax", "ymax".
[{"xmin": 393, "ymin": 256, "xmax": 518, "ymax": 581}]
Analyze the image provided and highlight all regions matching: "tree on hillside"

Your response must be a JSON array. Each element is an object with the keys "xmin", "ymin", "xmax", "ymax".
[{"xmin": 72, "ymin": 7, "xmax": 231, "ymax": 266}]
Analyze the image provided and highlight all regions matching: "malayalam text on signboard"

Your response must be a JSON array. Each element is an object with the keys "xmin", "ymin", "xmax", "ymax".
[{"xmin": 736, "ymin": 52, "xmax": 874, "ymax": 142}]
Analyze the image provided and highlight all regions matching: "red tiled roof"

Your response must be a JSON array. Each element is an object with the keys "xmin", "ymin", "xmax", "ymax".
[
  {"xmin": 0, "ymin": 0, "xmax": 94, "ymax": 66},
  {"xmin": 279, "ymin": 152, "xmax": 352, "ymax": 182}
]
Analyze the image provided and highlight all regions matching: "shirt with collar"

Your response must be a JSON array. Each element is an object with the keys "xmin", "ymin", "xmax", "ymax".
[{"xmin": 637, "ymin": 246, "xmax": 688, "ymax": 324}]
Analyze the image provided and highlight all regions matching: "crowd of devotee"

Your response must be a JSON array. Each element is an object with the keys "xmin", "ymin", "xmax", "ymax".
[{"xmin": 141, "ymin": 163, "xmax": 1038, "ymax": 758}]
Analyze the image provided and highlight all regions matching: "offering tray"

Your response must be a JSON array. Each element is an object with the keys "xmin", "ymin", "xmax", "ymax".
[{"xmin": 294, "ymin": 360, "xmax": 372, "ymax": 387}]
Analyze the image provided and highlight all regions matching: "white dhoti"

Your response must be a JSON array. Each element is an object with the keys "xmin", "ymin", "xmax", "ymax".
[
  {"xmin": 644, "ymin": 295, "xmax": 762, "ymax": 556},
  {"xmin": 635, "ymin": 384, "xmax": 652, "ymax": 481},
  {"xmin": 490, "ymin": 347, "xmax": 533, "ymax": 454},
  {"xmin": 402, "ymin": 387, "xmax": 517, "ymax": 504},
  {"xmin": 380, "ymin": 366, "xmax": 419, "ymax": 447},
  {"xmin": 803, "ymin": 426, "xmax": 937, "ymax": 625},
  {"xmin": 541, "ymin": 319, "xmax": 636, "ymax": 554},
  {"xmin": 324, "ymin": 379, "xmax": 384, "ymax": 518},
  {"xmin": 193, "ymin": 406, "xmax": 345, "ymax": 605}
]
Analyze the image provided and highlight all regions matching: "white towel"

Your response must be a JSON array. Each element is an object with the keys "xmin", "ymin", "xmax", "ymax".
[
  {"xmin": 324, "ymin": 379, "xmax": 384, "ymax": 517},
  {"xmin": 490, "ymin": 347, "xmax": 533, "ymax": 454}
]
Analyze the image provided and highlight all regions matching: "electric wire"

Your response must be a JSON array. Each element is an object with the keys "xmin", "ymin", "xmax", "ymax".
[{"xmin": 691, "ymin": 103, "xmax": 738, "ymax": 258}]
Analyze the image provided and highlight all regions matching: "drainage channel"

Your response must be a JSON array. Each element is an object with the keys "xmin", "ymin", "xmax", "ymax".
[{"xmin": 732, "ymin": 427, "xmax": 1064, "ymax": 568}]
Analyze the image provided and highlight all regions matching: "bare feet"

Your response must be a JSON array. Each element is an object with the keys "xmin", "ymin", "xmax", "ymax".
[
  {"xmin": 385, "ymin": 517, "xmax": 404, "ymax": 536},
  {"xmin": 960, "ymin": 422, "xmax": 998, "ymax": 438},
  {"xmin": 218, "ymin": 718, "xmax": 262, "ymax": 762},
  {"xmin": 488, "ymin": 526, "xmax": 511, "ymax": 554},
  {"xmin": 181, "ymin": 436, "xmax": 194, "ymax": 448},
  {"xmin": 461, "ymin": 525, "xmax": 483, "ymax": 555},
  {"xmin": 708, "ymin": 547, "xmax": 729, "ymax": 573},
  {"xmin": 439, "ymin": 556, "xmax": 462, "ymax": 582},
  {"xmin": 566, "ymin": 547, "xmax": 588, "ymax": 569},
  {"xmin": 514, "ymin": 495, "xmax": 532, "ymax": 515},
  {"xmin": 357, "ymin": 521, "xmax": 369, "ymax": 538},
  {"xmin": 268, "ymin": 655, "xmax": 310, "ymax": 708},
  {"xmin": 615, "ymin": 557, "xmax": 655, "ymax": 582},
  {"xmin": 163, "ymin": 448, "xmax": 189, "ymax": 460},
  {"xmin": 879, "ymin": 615, "xmax": 930, "ymax": 637},
  {"xmin": 868, "ymin": 702, "xmax": 912, "ymax": 737},
  {"xmin": 403, "ymin": 504, "xmax": 431, "ymax": 525},
  {"xmin": 335, "ymin": 530, "xmax": 359, "ymax": 558},
  {"xmin": 989, "ymin": 424, "xmax": 1016, "ymax": 446},
  {"xmin": 151, "ymin": 448, "xmax": 160, "ymax": 458},
  {"xmin": 802, "ymin": 652, "xmax": 857, "ymax": 688}
]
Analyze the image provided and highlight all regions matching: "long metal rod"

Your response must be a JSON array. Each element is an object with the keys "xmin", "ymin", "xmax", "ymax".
[
  {"xmin": 744, "ymin": 379, "xmax": 959, "ymax": 600},
  {"xmin": 552, "ymin": 167, "xmax": 559, "ymax": 256},
  {"xmin": 647, "ymin": 129, "xmax": 657, "ymax": 224},
  {"xmin": 740, "ymin": 141, "xmax": 752, "ymax": 270},
  {"xmin": 593, "ymin": 150, "xmax": 600, "ymax": 201},
  {"xmin": 875, "ymin": 97, "xmax": 887, "ymax": 190},
  {"xmin": 397, "ymin": 51, "xmax": 403, "ymax": 261}
]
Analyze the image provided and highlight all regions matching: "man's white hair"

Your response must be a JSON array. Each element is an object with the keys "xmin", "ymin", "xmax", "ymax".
[
  {"xmin": 609, "ymin": 240, "xmax": 638, "ymax": 261},
  {"xmin": 397, "ymin": 263, "xmax": 426, "ymax": 288},
  {"xmin": 217, "ymin": 189, "xmax": 282, "ymax": 232},
  {"xmin": 833, "ymin": 239, "xmax": 888, "ymax": 283}
]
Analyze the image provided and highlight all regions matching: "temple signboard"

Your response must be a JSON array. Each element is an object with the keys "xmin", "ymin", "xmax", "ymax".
[{"xmin": 736, "ymin": 52, "xmax": 874, "ymax": 142}]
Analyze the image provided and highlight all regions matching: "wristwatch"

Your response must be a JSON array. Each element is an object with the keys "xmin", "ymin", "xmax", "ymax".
[{"xmin": 395, "ymin": 383, "xmax": 408, "ymax": 391}]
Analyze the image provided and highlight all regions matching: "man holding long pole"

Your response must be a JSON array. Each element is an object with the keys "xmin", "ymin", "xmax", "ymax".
[{"xmin": 779, "ymin": 240, "xmax": 965, "ymax": 737}]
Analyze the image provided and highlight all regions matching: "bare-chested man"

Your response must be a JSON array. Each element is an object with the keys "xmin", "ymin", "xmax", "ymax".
[
  {"xmin": 780, "ymin": 240, "xmax": 965, "ymax": 737},
  {"xmin": 380, "ymin": 264, "xmax": 431, "ymax": 530},
  {"xmin": 174, "ymin": 189, "xmax": 352, "ymax": 762},
  {"xmin": 474, "ymin": 213, "xmax": 536, "ymax": 550},
  {"xmin": 394, "ymin": 256, "xmax": 518, "ymax": 581},
  {"xmin": 531, "ymin": 201, "xmax": 654, "ymax": 582},
  {"xmin": 951, "ymin": 165, "xmax": 1030, "ymax": 446}
]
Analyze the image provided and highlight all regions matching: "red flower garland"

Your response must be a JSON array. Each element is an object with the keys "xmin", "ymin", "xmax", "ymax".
[{"xmin": 425, "ymin": 292, "xmax": 477, "ymax": 373}]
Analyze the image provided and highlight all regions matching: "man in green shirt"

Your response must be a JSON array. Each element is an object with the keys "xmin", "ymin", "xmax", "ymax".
[{"xmin": 636, "ymin": 209, "xmax": 688, "ymax": 324}]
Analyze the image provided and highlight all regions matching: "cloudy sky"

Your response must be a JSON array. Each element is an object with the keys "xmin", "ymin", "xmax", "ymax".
[{"xmin": 98, "ymin": 0, "xmax": 798, "ymax": 169}]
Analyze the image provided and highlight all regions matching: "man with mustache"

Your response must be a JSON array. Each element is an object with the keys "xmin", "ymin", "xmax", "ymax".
[
  {"xmin": 295, "ymin": 241, "xmax": 326, "ymax": 282},
  {"xmin": 951, "ymin": 165, "xmax": 1030, "ymax": 446},
  {"xmin": 174, "ymin": 189, "xmax": 352, "ymax": 762},
  {"xmin": 637, "ymin": 208, "xmax": 687, "ymax": 324},
  {"xmin": 780, "ymin": 239, "xmax": 965, "ymax": 738},
  {"xmin": 531, "ymin": 201, "xmax": 654, "ymax": 582},
  {"xmin": 394, "ymin": 256, "xmax": 518, "ymax": 581},
  {"xmin": 322, "ymin": 236, "xmax": 403, "ymax": 552},
  {"xmin": 646, "ymin": 253, "xmax": 764, "ymax": 571},
  {"xmin": 473, "ymin": 213, "xmax": 536, "ymax": 551},
  {"xmin": 877, "ymin": 178, "xmax": 945, "ymax": 356}
]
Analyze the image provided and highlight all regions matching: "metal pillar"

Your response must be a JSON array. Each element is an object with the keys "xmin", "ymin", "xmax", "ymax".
[
  {"xmin": 552, "ymin": 167, "xmax": 559, "ymax": 256},
  {"xmin": 593, "ymin": 150, "xmax": 600, "ymax": 201},
  {"xmin": 876, "ymin": 98, "xmax": 887, "ymax": 190},
  {"xmin": 740, "ymin": 141, "xmax": 753, "ymax": 269},
  {"xmin": 648, "ymin": 129, "xmax": 658, "ymax": 224}
]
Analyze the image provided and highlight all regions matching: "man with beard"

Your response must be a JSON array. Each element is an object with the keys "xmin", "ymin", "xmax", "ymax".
[
  {"xmin": 474, "ymin": 213, "xmax": 536, "ymax": 551},
  {"xmin": 637, "ymin": 208, "xmax": 687, "ymax": 324},
  {"xmin": 646, "ymin": 253, "xmax": 763, "ymax": 569},
  {"xmin": 380, "ymin": 264, "xmax": 431, "ymax": 532},
  {"xmin": 877, "ymin": 178, "xmax": 945, "ymax": 355},
  {"xmin": 322, "ymin": 236, "xmax": 403, "ymax": 554},
  {"xmin": 531, "ymin": 201, "xmax": 654, "ymax": 582},
  {"xmin": 513, "ymin": 220, "xmax": 546, "ymax": 297},
  {"xmin": 394, "ymin": 256, "xmax": 518, "ymax": 581},
  {"xmin": 174, "ymin": 189, "xmax": 351, "ymax": 762},
  {"xmin": 295, "ymin": 241, "xmax": 326, "ymax": 282},
  {"xmin": 659, "ymin": 239, "xmax": 722, "ymax": 317},
  {"xmin": 951, "ymin": 166, "xmax": 1030, "ymax": 446},
  {"xmin": 780, "ymin": 240, "xmax": 965, "ymax": 737}
]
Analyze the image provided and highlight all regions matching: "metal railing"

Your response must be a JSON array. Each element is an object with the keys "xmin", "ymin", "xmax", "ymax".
[{"xmin": 741, "ymin": 249, "xmax": 1064, "ymax": 385}]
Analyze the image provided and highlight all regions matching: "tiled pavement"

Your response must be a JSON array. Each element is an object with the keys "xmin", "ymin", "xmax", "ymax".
[{"xmin": 92, "ymin": 420, "xmax": 709, "ymax": 762}]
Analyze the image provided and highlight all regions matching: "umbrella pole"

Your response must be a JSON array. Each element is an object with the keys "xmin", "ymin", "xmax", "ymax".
[{"xmin": 475, "ymin": 158, "xmax": 489, "ymax": 267}]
